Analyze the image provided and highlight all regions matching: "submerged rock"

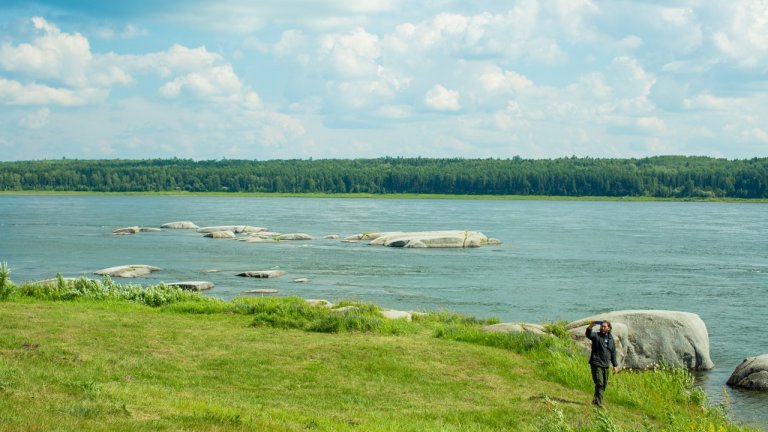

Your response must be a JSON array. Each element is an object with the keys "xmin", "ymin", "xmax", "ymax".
[
  {"xmin": 236, "ymin": 270, "xmax": 287, "ymax": 278},
  {"xmin": 323, "ymin": 235, "xmax": 339, "ymax": 240},
  {"xmin": 568, "ymin": 310, "xmax": 714, "ymax": 370},
  {"xmin": 94, "ymin": 265, "xmax": 161, "ymax": 278},
  {"xmin": 243, "ymin": 289, "xmax": 278, "ymax": 294},
  {"xmin": 727, "ymin": 354, "xmax": 768, "ymax": 390},
  {"xmin": 197, "ymin": 225, "xmax": 266, "ymax": 234},
  {"xmin": 165, "ymin": 281, "xmax": 214, "ymax": 291},
  {"xmin": 276, "ymin": 233, "xmax": 314, "ymax": 241},
  {"xmin": 160, "ymin": 221, "xmax": 199, "ymax": 229}
]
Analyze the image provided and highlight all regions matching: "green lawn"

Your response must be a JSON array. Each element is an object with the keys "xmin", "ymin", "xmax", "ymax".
[{"xmin": 0, "ymin": 274, "xmax": 757, "ymax": 431}]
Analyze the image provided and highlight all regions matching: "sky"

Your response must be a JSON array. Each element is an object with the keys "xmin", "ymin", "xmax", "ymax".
[{"xmin": 0, "ymin": 0, "xmax": 767, "ymax": 161}]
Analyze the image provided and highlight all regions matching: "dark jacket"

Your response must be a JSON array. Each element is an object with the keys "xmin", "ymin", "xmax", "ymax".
[{"xmin": 585, "ymin": 326, "xmax": 618, "ymax": 368}]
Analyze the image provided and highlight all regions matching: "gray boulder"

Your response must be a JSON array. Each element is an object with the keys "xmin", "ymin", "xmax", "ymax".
[
  {"xmin": 368, "ymin": 230, "xmax": 493, "ymax": 248},
  {"xmin": 381, "ymin": 309, "xmax": 413, "ymax": 321},
  {"xmin": 236, "ymin": 270, "xmax": 287, "ymax": 278},
  {"xmin": 727, "ymin": 355, "xmax": 768, "ymax": 390},
  {"xmin": 568, "ymin": 310, "xmax": 714, "ymax": 370},
  {"xmin": 203, "ymin": 231, "xmax": 236, "ymax": 239},
  {"xmin": 161, "ymin": 221, "xmax": 199, "ymax": 229},
  {"xmin": 165, "ymin": 281, "xmax": 214, "ymax": 291},
  {"xmin": 112, "ymin": 226, "xmax": 141, "ymax": 235},
  {"xmin": 94, "ymin": 265, "xmax": 161, "ymax": 278},
  {"xmin": 483, "ymin": 322, "xmax": 548, "ymax": 336}
]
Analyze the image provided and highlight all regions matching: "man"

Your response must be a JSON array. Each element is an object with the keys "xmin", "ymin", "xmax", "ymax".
[{"xmin": 585, "ymin": 320, "xmax": 619, "ymax": 407}]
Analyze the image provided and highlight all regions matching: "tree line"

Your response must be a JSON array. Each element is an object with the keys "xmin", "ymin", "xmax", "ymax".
[{"xmin": 0, "ymin": 156, "xmax": 766, "ymax": 198}]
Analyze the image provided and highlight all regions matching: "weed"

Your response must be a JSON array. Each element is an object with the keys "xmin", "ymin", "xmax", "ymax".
[{"xmin": 0, "ymin": 261, "xmax": 12, "ymax": 300}]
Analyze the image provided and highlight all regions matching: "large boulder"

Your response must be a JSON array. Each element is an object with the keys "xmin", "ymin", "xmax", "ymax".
[
  {"xmin": 94, "ymin": 265, "xmax": 161, "ymax": 278},
  {"xmin": 567, "ymin": 310, "xmax": 714, "ymax": 370},
  {"xmin": 203, "ymin": 231, "xmax": 236, "ymax": 239},
  {"xmin": 727, "ymin": 355, "xmax": 768, "ymax": 390},
  {"xmin": 197, "ymin": 225, "xmax": 266, "ymax": 234},
  {"xmin": 366, "ymin": 230, "xmax": 494, "ymax": 248},
  {"xmin": 161, "ymin": 221, "xmax": 199, "ymax": 229}
]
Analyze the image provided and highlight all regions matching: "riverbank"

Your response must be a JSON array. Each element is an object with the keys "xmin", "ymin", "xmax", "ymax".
[
  {"xmin": 1, "ymin": 190, "xmax": 767, "ymax": 203},
  {"xmin": 0, "ymin": 275, "xmax": 757, "ymax": 431}
]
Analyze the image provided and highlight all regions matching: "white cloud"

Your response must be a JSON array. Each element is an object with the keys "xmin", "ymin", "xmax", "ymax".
[
  {"xmin": 0, "ymin": 77, "xmax": 103, "ymax": 106},
  {"xmin": 712, "ymin": 0, "xmax": 768, "ymax": 67},
  {"xmin": 19, "ymin": 107, "xmax": 51, "ymax": 129},
  {"xmin": 424, "ymin": 84, "xmax": 460, "ymax": 111},
  {"xmin": 0, "ymin": 17, "xmax": 93, "ymax": 88},
  {"xmin": 479, "ymin": 68, "xmax": 533, "ymax": 93},
  {"xmin": 742, "ymin": 128, "xmax": 768, "ymax": 142}
]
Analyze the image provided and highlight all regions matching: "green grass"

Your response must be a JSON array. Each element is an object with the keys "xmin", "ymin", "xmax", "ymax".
[{"xmin": 0, "ymin": 274, "xmax": 758, "ymax": 431}]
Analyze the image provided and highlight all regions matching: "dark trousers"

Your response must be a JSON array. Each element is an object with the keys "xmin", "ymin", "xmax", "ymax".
[{"xmin": 590, "ymin": 364, "xmax": 609, "ymax": 406}]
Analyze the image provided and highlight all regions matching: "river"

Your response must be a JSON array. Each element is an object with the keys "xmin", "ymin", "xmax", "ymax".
[{"xmin": 0, "ymin": 195, "xmax": 766, "ymax": 428}]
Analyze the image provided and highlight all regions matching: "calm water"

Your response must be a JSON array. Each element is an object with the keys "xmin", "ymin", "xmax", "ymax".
[{"xmin": 1, "ymin": 195, "xmax": 766, "ymax": 428}]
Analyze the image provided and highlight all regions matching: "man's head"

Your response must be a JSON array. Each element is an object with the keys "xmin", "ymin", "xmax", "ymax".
[{"xmin": 600, "ymin": 321, "xmax": 612, "ymax": 334}]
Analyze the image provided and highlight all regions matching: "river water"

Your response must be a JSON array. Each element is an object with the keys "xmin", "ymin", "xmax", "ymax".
[{"xmin": 0, "ymin": 195, "xmax": 766, "ymax": 428}]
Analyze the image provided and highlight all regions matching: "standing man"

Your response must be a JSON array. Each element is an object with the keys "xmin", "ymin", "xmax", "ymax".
[{"xmin": 585, "ymin": 320, "xmax": 619, "ymax": 407}]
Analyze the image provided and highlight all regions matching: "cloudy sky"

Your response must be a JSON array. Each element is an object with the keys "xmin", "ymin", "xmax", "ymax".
[{"xmin": 1, "ymin": 0, "xmax": 767, "ymax": 161}]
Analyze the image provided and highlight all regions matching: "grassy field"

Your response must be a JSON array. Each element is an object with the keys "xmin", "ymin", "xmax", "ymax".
[
  {"xmin": 0, "ymin": 270, "xmax": 758, "ymax": 431},
  {"xmin": 1, "ymin": 190, "xmax": 767, "ymax": 203}
]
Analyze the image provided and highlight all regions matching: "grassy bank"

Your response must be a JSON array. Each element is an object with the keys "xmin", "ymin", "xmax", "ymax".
[
  {"xmin": 1, "ymin": 190, "xmax": 767, "ymax": 203},
  {"xmin": 0, "ymin": 269, "xmax": 757, "ymax": 431}
]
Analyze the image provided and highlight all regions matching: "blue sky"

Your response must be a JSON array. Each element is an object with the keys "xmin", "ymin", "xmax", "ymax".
[{"xmin": 1, "ymin": 0, "xmax": 767, "ymax": 160}]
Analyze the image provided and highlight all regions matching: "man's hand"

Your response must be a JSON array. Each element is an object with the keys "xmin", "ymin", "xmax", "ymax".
[{"xmin": 613, "ymin": 366, "xmax": 620, "ymax": 374}]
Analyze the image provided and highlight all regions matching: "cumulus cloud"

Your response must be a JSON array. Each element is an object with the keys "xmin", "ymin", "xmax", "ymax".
[
  {"xmin": 19, "ymin": 107, "xmax": 51, "ymax": 129},
  {"xmin": 424, "ymin": 84, "xmax": 460, "ymax": 111},
  {"xmin": 712, "ymin": 0, "xmax": 768, "ymax": 68}
]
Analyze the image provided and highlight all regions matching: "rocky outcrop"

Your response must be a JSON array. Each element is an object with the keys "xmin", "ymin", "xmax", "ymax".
[
  {"xmin": 365, "ymin": 230, "xmax": 495, "ymax": 248},
  {"xmin": 323, "ymin": 235, "xmax": 339, "ymax": 240},
  {"xmin": 165, "ymin": 281, "xmax": 214, "ymax": 291},
  {"xmin": 112, "ymin": 226, "xmax": 163, "ymax": 235},
  {"xmin": 112, "ymin": 226, "xmax": 141, "ymax": 235},
  {"xmin": 203, "ymin": 231, "xmax": 236, "ymax": 239},
  {"xmin": 727, "ymin": 355, "xmax": 768, "ymax": 390},
  {"xmin": 197, "ymin": 225, "xmax": 266, "ymax": 234},
  {"xmin": 94, "ymin": 265, "xmax": 161, "ymax": 278},
  {"xmin": 483, "ymin": 322, "xmax": 548, "ymax": 336},
  {"xmin": 306, "ymin": 299, "xmax": 333, "ymax": 308},
  {"xmin": 567, "ymin": 310, "xmax": 714, "ymax": 370},
  {"xmin": 236, "ymin": 270, "xmax": 287, "ymax": 278},
  {"xmin": 160, "ymin": 221, "xmax": 199, "ymax": 229}
]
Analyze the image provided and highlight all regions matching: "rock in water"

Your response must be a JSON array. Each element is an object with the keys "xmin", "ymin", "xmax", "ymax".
[
  {"xmin": 165, "ymin": 281, "xmax": 214, "ymax": 291},
  {"xmin": 236, "ymin": 270, "xmax": 287, "ymax": 278},
  {"xmin": 94, "ymin": 265, "xmax": 161, "ymax": 278},
  {"xmin": 160, "ymin": 221, "xmax": 200, "ymax": 229},
  {"xmin": 727, "ymin": 354, "xmax": 768, "ymax": 390}
]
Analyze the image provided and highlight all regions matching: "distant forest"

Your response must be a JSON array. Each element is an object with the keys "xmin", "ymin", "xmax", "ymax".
[{"xmin": 0, "ymin": 156, "xmax": 766, "ymax": 198}]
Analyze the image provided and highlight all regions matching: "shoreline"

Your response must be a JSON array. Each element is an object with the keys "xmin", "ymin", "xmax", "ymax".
[{"xmin": 2, "ymin": 190, "xmax": 767, "ymax": 203}]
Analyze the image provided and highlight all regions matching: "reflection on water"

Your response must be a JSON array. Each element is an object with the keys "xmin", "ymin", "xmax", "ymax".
[{"xmin": 1, "ymin": 195, "xmax": 767, "ymax": 429}]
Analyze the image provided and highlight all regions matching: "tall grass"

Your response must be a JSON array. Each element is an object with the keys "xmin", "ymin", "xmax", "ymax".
[
  {"xmin": 0, "ymin": 261, "xmax": 11, "ymax": 300},
  {"xmin": 0, "ymin": 265, "xmax": 758, "ymax": 431}
]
